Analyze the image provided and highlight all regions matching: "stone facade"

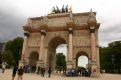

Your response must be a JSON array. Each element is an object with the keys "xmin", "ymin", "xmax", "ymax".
[{"xmin": 19, "ymin": 11, "xmax": 100, "ymax": 77}]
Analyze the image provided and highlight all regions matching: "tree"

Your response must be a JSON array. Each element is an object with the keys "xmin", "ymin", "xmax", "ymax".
[
  {"xmin": 5, "ymin": 40, "xmax": 13, "ymax": 50},
  {"xmin": 1, "ymin": 50, "xmax": 15, "ymax": 66},
  {"xmin": 11, "ymin": 37, "xmax": 23, "ymax": 64},
  {"xmin": 56, "ymin": 53, "xmax": 66, "ymax": 70},
  {"xmin": 4, "ymin": 37, "xmax": 23, "ymax": 65},
  {"xmin": 99, "ymin": 47, "xmax": 112, "ymax": 73},
  {"xmin": 100, "ymin": 41, "xmax": 121, "ymax": 74},
  {"xmin": 108, "ymin": 41, "xmax": 121, "ymax": 73}
]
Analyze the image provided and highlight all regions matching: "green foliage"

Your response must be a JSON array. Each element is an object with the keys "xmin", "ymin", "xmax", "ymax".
[
  {"xmin": 100, "ymin": 41, "xmax": 121, "ymax": 74},
  {"xmin": 56, "ymin": 53, "xmax": 66, "ymax": 69},
  {"xmin": 108, "ymin": 41, "xmax": 121, "ymax": 73},
  {"xmin": 100, "ymin": 47, "xmax": 111, "ymax": 71},
  {"xmin": 5, "ymin": 40, "xmax": 13, "ymax": 50},
  {"xmin": 3, "ymin": 37, "xmax": 23, "ymax": 65},
  {"xmin": 1, "ymin": 50, "xmax": 15, "ymax": 66},
  {"xmin": 11, "ymin": 37, "xmax": 23, "ymax": 64}
]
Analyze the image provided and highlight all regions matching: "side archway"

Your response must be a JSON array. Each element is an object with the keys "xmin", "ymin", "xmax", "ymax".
[
  {"xmin": 75, "ymin": 51, "xmax": 89, "ymax": 68},
  {"xmin": 29, "ymin": 51, "xmax": 39, "ymax": 67}
]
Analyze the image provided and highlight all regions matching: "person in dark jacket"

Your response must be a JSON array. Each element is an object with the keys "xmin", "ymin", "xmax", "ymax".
[
  {"xmin": 17, "ymin": 66, "xmax": 24, "ymax": 80},
  {"xmin": 40, "ymin": 68, "xmax": 44, "ymax": 77},
  {"xmin": 12, "ymin": 65, "xmax": 18, "ymax": 80},
  {"xmin": 41, "ymin": 68, "xmax": 45, "ymax": 77},
  {"xmin": 48, "ymin": 67, "xmax": 52, "ymax": 78},
  {"xmin": 37, "ymin": 66, "xmax": 40, "ymax": 74}
]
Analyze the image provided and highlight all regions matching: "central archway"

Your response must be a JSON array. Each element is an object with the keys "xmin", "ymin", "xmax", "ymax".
[{"xmin": 47, "ymin": 36, "xmax": 67, "ymax": 70}]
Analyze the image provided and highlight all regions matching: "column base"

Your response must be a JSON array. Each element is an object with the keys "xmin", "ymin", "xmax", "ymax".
[
  {"xmin": 36, "ymin": 60, "xmax": 45, "ymax": 68},
  {"xmin": 90, "ymin": 61, "xmax": 100, "ymax": 77},
  {"xmin": 67, "ymin": 61, "xmax": 74, "ymax": 69},
  {"xmin": 19, "ymin": 59, "xmax": 27, "ymax": 67}
]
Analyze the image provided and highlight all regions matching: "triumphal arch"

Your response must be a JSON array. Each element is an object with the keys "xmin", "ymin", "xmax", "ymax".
[{"xmin": 19, "ymin": 9, "xmax": 100, "ymax": 76}]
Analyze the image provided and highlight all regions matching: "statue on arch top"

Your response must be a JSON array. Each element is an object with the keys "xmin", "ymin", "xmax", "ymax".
[
  {"xmin": 89, "ymin": 9, "xmax": 95, "ymax": 18},
  {"xmin": 68, "ymin": 5, "xmax": 72, "ymax": 13},
  {"xmin": 65, "ymin": 5, "xmax": 68, "ymax": 12},
  {"xmin": 42, "ymin": 15, "xmax": 48, "ymax": 25},
  {"xmin": 51, "ymin": 7, "xmax": 56, "ymax": 14}
]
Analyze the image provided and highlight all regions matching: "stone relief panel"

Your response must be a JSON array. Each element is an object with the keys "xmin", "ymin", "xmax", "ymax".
[
  {"xmin": 73, "ymin": 36, "xmax": 91, "ymax": 46},
  {"xmin": 73, "ymin": 30, "xmax": 90, "ymax": 36},
  {"xmin": 74, "ymin": 16, "xmax": 88, "ymax": 25},
  {"xmin": 32, "ymin": 23, "xmax": 40, "ymax": 29},
  {"xmin": 47, "ymin": 17, "xmax": 70, "ymax": 27},
  {"xmin": 28, "ymin": 33, "xmax": 41, "ymax": 46},
  {"xmin": 28, "ymin": 15, "xmax": 89, "ymax": 28},
  {"xmin": 28, "ymin": 20, "xmax": 40, "ymax": 29}
]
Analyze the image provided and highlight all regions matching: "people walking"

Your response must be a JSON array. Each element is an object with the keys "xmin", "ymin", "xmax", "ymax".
[
  {"xmin": 17, "ymin": 66, "xmax": 24, "ymax": 80},
  {"xmin": 48, "ymin": 67, "xmax": 52, "ymax": 78},
  {"xmin": 12, "ymin": 65, "xmax": 18, "ymax": 80},
  {"xmin": 43, "ymin": 68, "xmax": 45, "ymax": 77},
  {"xmin": 2, "ymin": 62, "xmax": 6, "ymax": 73},
  {"xmin": 40, "ymin": 67, "xmax": 45, "ymax": 77},
  {"xmin": 40, "ymin": 67, "xmax": 43, "ymax": 77},
  {"xmin": 37, "ymin": 66, "xmax": 40, "ymax": 74}
]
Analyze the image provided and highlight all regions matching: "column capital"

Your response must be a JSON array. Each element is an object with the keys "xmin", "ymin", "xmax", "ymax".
[
  {"xmin": 68, "ymin": 27, "xmax": 73, "ymax": 34},
  {"xmin": 41, "ymin": 29, "xmax": 46, "ymax": 36},
  {"xmin": 24, "ymin": 31, "xmax": 30, "ymax": 36},
  {"xmin": 90, "ymin": 28, "xmax": 95, "ymax": 33}
]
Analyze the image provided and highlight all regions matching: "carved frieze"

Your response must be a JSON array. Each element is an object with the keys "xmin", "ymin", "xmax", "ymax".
[
  {"xmin": 32, "ymin": 23, "xmax": 40, "ymax": 29},
  {"xmin": 28, "ymin": 36, "xmax": 40, "ymax": 46},
  {"xmin": 75, "ymin": 16, "xmax": 88, "ymax": 25},
  {"xmin": 73, "ymin": 37, "xmax": 90, "ymax": 46}
]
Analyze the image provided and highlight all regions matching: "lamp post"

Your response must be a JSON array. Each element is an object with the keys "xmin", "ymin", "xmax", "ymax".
[{"xmin": 111, "ymin": 54, "xmax": 115, "ymax": 73}]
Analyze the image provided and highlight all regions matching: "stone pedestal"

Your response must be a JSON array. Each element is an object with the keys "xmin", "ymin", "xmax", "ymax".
[
  {"xmin": 19, "ymin": 60, "xmax": 26, "ymax": 67},
  {"xmin": 67, "ymin": 61, "xmax": 74, "ymax": 69},
  {"xmin": 90, "ymin": 61, "xmax": 100, "ymax": 77},
  {"xmin": 36, "ymin": 60, "xmax": 44, "ymax": 68}
]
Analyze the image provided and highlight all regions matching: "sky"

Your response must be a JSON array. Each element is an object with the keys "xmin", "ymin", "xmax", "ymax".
[
  {"xmin": 1, "ymin": 0, "xmax": 121, "ymax": 67},
  {"xmin": 0, "ymin": 0, "xmax": 121, "ymax": 47}
]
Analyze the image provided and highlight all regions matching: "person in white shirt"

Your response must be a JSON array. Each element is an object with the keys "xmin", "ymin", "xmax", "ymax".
[{"xmin": 2, "ymin": 62, "xmax": 6, "ymax": 73}]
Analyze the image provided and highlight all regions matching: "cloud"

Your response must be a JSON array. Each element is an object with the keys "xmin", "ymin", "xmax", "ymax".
[
  {"xmin": 99, "ymin": 23, "xmax": 121, "ymax": 46},
  {"xmin": 0, "ymin": 1, "xmax": 25, "ymax": 42},
  {"xmin": 0, "ymin": 0, "xmax": 121, "ymax": 47}
]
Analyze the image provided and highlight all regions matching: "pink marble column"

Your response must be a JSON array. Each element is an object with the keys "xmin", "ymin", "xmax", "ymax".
[
  {"xmin": 90, "ymin": 28, "xmax": 96, "ymax": 61},
  {"xmin": 21, "ymin": 31, "xmax": 30, "ymax": 60},
  {"xmin": 39, "ymin": 30, "xmax": 46, "ymax": 61},
  {"xmin": 67, "ymin": 28, "xmax": 73, "ymax": 68},
  {"xmin": 68, "ymin": 30, "xmax": 73, "ymax": 61},
  {"xmin": 90, "ymin": 28, "xmax": 98, "ymax": 77},
  {"xmin": 21, "ymin": 36, "xmax": 27, "ymax": 60}
]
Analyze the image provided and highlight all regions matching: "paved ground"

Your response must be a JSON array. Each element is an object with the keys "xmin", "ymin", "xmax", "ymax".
[{"xmin": 0, "ymin": 69, "xmax": 121, "ymax": 80}]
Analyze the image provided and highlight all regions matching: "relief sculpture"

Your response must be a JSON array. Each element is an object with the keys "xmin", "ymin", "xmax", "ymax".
[{"xmin": 73, "ymin": 37, "xmax": 90, "ymax": 46}]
